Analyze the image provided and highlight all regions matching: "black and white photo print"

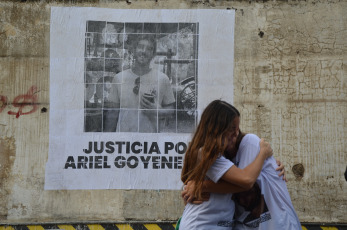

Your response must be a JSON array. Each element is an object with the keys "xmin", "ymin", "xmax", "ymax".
[{"xmin": 84, "ymin": 22, "xmax": 198, "ymax": 133}]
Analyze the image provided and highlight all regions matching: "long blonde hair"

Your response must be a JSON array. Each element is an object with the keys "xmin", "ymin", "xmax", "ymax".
[{"xmin": 181, "ymin": 100, "xmax": 240, "ymax": 199}]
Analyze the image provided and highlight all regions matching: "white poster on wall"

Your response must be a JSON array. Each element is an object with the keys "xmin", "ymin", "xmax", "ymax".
[{"xmin": 45, "ymin": 7, "xmax": 235, "ymax": 190}]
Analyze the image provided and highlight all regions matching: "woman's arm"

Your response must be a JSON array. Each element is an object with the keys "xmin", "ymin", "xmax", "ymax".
[
  {"xmin": 186, "ymin": 160, "xmax": 284, "ymax": 196},
  {"xmin": 205, "ymin": 159, "xmax": 286, "ymax": 194},
  {"xmin": 182, "ymin": 139, "xmax": 272, "ymax": 203},
  {"xmin": 203, "ymin": 180, "xmax": 248, "ymax": 193},
  {"xmin": 220, "ymin": 138, "xmax": 272, "ymax": 190}
]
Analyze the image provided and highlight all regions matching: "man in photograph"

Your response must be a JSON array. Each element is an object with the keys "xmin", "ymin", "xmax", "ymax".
[{"xmin": 104, "ymin": 34, "xmax": 175, "ymax": 133}]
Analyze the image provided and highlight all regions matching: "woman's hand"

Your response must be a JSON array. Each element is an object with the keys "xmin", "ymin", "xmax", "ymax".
[
  {"xmin": 276, "ymin": 159, "xmax": 288, "ymax": 182},
  {"xmin": 259, "ymin": 139, "xmax": 273, "ymax": 159},
  {"xmin": 181, "ymin": 181, "xmax": 210, "ymax": 205}
]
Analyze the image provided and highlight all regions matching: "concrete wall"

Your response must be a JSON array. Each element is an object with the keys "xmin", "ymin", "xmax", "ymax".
[{"xmin": 0, "ymin": 0, "xmax": 346, "ymax": 225}]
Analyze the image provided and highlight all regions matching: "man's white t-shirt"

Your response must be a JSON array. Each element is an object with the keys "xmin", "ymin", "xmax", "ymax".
[
  {"xmin": 109, "ymin": 68, "xmax": 175, "ymax": 133},
  {"xmin": 233, "ymin": 134, "xmax": 301, "ymax": 230},
  {"xmin": 179, "ymin": 156, "xmax": 236, "ymax": 230}
]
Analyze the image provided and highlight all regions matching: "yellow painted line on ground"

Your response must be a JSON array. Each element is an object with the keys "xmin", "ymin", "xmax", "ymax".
[
  {"xmin": 301, "ymin": 226, "xmax": 308, "ymax": 230},
  {"xmin": 321, "ymin": 227, "xmax": 338, "ymax": 230},
  {"xmin": 0, "ymin": 227, "xmax": 15, "ymax": 230},
  {"xmin": 115, "ymin": 224, "xmax": 133, "ymax": 230},
  {"xmin": 58, "ymin": 225, "xmax": 75, "ymax": 230},
  {"xmin": 172, "ymin": 224, "xmax": 176, "ymax": 229},
  {"xmin": 28, "ymin": 226, "xmax": 45, "ymax": 230},
  {"xmin": 143, "ymin": 224, "xmax": 161, "ymax": 230},
  {"xmin": 87, "ymin": 224, "xmax": 105, "ymax": 230}
]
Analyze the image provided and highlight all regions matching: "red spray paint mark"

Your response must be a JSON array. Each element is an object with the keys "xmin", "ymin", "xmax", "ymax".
[
  {"xmin": 0, "ymin": 95, "xmax": 8, "ymax": 113},
  {"xmin": 3, "ymin": 86, "xmax": 39, "ymax": 118}
]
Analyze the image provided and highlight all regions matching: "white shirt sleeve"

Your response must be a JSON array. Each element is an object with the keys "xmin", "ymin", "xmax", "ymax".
[
  {"xmin": 236, "ymin": 134, "xmax": 261, "ymax": 169},
  {"xmin": 206, "ymin": 155, "xmax": 234, "ymax": 183}
]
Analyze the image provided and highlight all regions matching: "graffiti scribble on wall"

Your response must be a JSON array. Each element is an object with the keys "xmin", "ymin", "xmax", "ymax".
[{"xmin": 1, "ymin": 86, "xmax": 39, "ymax": 118}]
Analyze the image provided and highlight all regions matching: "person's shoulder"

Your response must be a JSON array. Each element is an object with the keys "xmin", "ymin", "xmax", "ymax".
[
  {"xmin": 242, "ymin": 133, "xmax": 261, "ymax": 144},
  {"xmin": 114, "ymin": 69, "xmax": 132, "ymax": 81},
  {"xmin": 238, "ymin": 134, "xmax": 261, "ymax": 151}
]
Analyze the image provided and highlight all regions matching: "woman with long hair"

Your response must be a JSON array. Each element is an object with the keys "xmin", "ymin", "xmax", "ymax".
[
  {"xmin": 180, "ymin": 100, "xmax": 301, "ymax": 230},
  {"xmin": 179, "ymin": 100, "xmax": 273, "ymax": 230}
]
